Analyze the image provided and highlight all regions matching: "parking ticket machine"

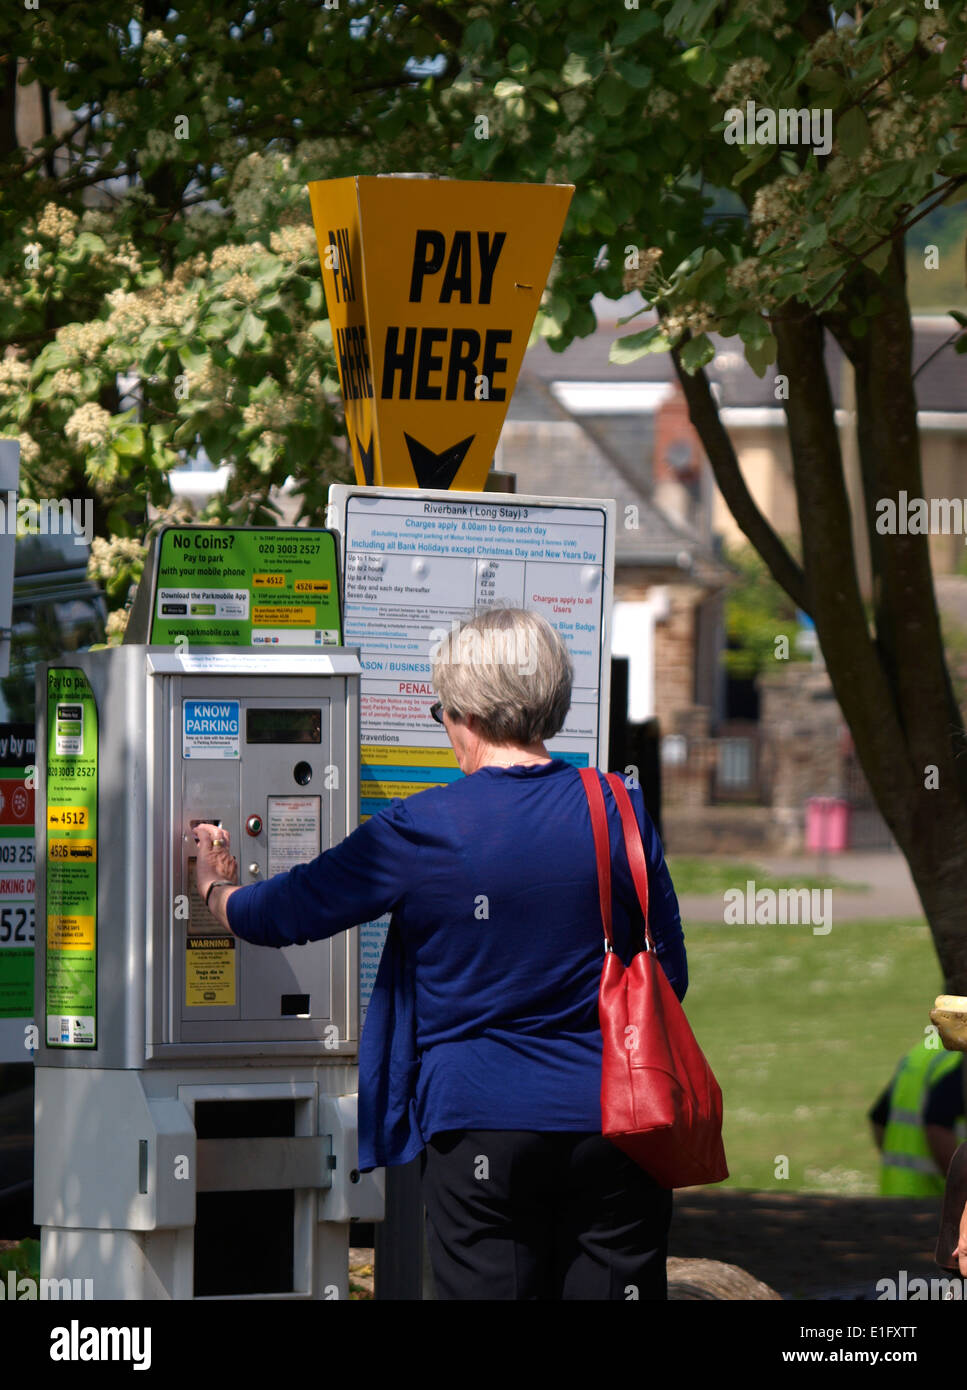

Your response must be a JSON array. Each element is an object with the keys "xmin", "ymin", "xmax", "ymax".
[{"xmin": 33, "ymin": 644, "xmax": 382, "ymax": 1300}]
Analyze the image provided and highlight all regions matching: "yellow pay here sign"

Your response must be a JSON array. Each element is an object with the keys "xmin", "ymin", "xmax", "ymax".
[{"xmin": 307, "ymin": 176, "xmax": 573, "ymax": 491}]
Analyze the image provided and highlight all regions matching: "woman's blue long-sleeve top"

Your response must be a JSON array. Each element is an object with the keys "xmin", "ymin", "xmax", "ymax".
[{"xmin": 226, "ymin": 759, "xmax": 687, "ymax": 1171}]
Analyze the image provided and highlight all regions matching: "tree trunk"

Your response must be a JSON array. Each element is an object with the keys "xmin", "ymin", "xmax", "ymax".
[{"xmin": 0, "ymin": 57, "xmax": 18, "ymax": 160}]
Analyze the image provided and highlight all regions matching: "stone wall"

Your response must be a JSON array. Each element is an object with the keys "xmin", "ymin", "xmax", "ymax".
[
  {"xmin": 758, "ymin": 663, "xmax": 845, "ymax": 847},
  {"xmin": 653, "ymin": 583, "xmax": 706, "ymax": 726}
]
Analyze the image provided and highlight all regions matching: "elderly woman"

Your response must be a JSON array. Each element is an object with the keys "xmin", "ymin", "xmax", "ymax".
[{"xmin": 195, "ymin": 606, "xmax": 687, "ymax": 1300}]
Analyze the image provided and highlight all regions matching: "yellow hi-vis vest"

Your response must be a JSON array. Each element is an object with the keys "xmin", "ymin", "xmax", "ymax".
[{"xmin": 880, "ymin": 1044, "xmax": 965, "ymax": 1196}]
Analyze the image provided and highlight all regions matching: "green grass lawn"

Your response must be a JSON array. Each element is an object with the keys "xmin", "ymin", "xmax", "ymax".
[
  {"xmin": 666, "ymin": 856, "xmax": 866, "ymax": 896},
  {"xmin": 681, "ymin": 915, "xmax": 951, "ymax": 1193}
]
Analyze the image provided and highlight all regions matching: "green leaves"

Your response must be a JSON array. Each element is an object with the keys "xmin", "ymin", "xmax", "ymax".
[
  {"xmin": 463, "ymin": 18, "xmax": 494, "ymax": 52},
  {"xmin": 612, "ymin": 10, "xmax": 661, "ymax": 47},
  {"xmin": 612, "ymin": 58, "xmax": 652, "ymax": 89},
  {"xmin": 836, "ymin": 107, "xmax": 869, "ymax": 160},
  {"xmin": 596, "ymin": 75, "xmax": 629, "ymax": 117},
  {"xmin": 610, "ymin": 323, "xmax": 673, "ymax": 364},
  {"xmin": 744, "ymin": 333, "xmax": 778, "ymax": 378},
  {"xmin": 680, "ymin": 333, "xmax": 715, "ymax": 372}
]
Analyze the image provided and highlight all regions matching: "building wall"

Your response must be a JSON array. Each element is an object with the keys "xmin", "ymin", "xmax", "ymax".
[
  {"xmin": 711, "ymin": 429, "xmax": 798, "ymax": 548},
  {"xmin": 653, "ymin": 583, "xmax": 705, "ymax": 727},
  {"xmin": 923, "ymin": 433, "xmax": 967, "ymax": 575},
  {"xmin": 758, "ymin": 664, "xmax": 844, "ymax": 845},
  {"xmin": 611, "ymin": 569, "xmax": 713, "ymax": 730},
  {"xmin": 711, "ymin": 424, "xmax": 967, "ymax": 580}
]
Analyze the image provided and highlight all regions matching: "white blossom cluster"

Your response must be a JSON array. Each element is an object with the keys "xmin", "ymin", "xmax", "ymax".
[
  {"xmin": 726, "ymin": 257, "xmax": 777, "ymax": 310},
  {"xmin": 109, "ymin": 241, "xmax": 142, "ymax": 276},
  {"xmin": 0, "ymin": 360, "xmax": 30, "ymax": 396},
  {"xmin": 919, "ymin": 10, "xmax": 948, "ymax": 43},
  {"xmin": 714, "ymin": 56, "xmax": 770, "ymax": 105},
  {"xmin": 144, "ymin": 128, "xmax": 180, "ymax": 163},
  {"xmin": 49, "ymin": 369, "xmax": 85, "ymax": 398},
  {"xmin": 736, "ymin": 0, "xmax": 789, "ymax": 34},
  {"xmin": 269, "ymin": 225, "xmax": 317, "ymax": 262},
  {"xmin": 105, "ymin": 608, "xmax": 129, "ymax": 639},
  {"xmin": 242, "ymin": 395, "xmax": 295, "ymax": 433},
  {"xmin": 210, "ymin": 242, "xmax": 267, "ymax": 273},
  {"xmin": 230, "ymin": 152, "xmax": 295, "ymax": 227},
  {"xmin": 64, "ymin": 402, "xmax": 113, "ymax": 448},
  {"xmin": 102, "ymin": 90, "xmax": 139, "ymax": 123},
  {"xmin": 750, "ymin": 171, "xmax": 811, "ymax": 250},
  {"xmin": 37, "ymin": 204, "xmax": 78, "ymax": 245},
  {"xmin": 88, "ymin": 533, "xmax": 146, "ymax": 582},
  {"xmin": 57, "ymin": 320, "xmax": 112, "ymax": 362},
  {"xmin": 622, "ymin": 247, "xmax": 663, "ymax": 293},
  {"xmin": 181, "ymin": 360, "xmax": 235, "ymax": 410},
  {"xmin": 661, "ymin": 301, "xmax": 718, "ymax": 341},
  {"xmin": 220, "ymin": 274, "xmax": 260, "ymax": 304},
  {"xmin": 868, "ymin": 93, "xmax": 951, "ymax": 163},
  {"xmin": 642, "ymin": 88, "xmax": 676, "ymax": 119},
  {"xmin": 105, "ymin": 286, "xmax": 194, "ymax": 347},
  {"xmin": 14, "ymin": 432, "xmax": 39, "ymax": 464}
]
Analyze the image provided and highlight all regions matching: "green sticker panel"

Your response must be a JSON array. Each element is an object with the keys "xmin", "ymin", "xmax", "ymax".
[
  {"xmin": 148, "ymin": 527, "xmax": 342, "ymax": 647},
  {"xmin": 45, "ymin": 670, "xmax": 98, "ymax": 1048}
]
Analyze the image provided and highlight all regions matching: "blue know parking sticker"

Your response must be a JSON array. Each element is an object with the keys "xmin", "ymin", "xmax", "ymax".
[{"xmin": 183, "ymin": 699, "xmax": 240, "ymax": 759}]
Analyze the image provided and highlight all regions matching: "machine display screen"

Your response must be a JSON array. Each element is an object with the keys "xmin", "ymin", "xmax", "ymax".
[{"xmin": 246, "ymin": 708, "xmax": 321, "ymax": 744}]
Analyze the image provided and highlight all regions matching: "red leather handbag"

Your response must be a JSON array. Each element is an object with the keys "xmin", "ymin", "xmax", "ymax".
[{"xmin": 580, "ymin": 768, "xmax": 728, "ymax": 1189}]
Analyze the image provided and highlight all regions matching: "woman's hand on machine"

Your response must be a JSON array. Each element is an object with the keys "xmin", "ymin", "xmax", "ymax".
[{"xmin": 192, "ymin": 822, "xmax": 239, "ymax": 918}]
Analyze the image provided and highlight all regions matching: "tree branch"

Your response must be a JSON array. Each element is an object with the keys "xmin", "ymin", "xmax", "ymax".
[{"xmin": 668, "ymin": 335, "xmax": 809, "ymax": 610}]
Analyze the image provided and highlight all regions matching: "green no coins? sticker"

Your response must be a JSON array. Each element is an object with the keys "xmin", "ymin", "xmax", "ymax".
[
  {"xmin": 45, "ymin": 669, "xmax": 98, "ymax": 1048},
  {"xmin": 148, "ymin": 527, "xmax": 342, "ymax": 648}
]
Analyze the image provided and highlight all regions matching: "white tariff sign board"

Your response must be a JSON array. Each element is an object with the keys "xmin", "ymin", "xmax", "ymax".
[{"xmin": 328, "ymin": 483, "xmax": 615, "ymax": 1019}]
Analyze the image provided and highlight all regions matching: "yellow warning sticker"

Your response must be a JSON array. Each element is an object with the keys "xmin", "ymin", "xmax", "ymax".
[
  {"xmin": 186, "ymin": 937, "xmax": 236, "ymax": 1007},
  {"xmin": 46, "ymin": 806, "xmax": 89, "ymax": 830},
  {"xmin": 361, "ymin": 744, "xmax": 458, "ymax": 768},
  {"xmin": 252, "ymin": 605, "xmax": 317, "ymax": 626},
  {"xmin": 48, "ymin": 838, "xmax": 97, "ymax": 862},
  {"xmin": 47, "ymin": 914, "xmax": 95, "ymax": 950},
  {"xmin": 364, "ymin": 779, "xmax": 443, "ymax": 800}
]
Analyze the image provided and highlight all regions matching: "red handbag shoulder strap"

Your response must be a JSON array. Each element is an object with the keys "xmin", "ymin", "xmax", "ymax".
[
  {"xmin": 579, "ymin": 767, "xmax": 614, "ymax": 949},
  {"xmin": 604, "ymin": 773, "xmax": 654, "ymax": 951}
]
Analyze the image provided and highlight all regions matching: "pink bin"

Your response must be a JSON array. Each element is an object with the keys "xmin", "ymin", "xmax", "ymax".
[{"xmin": 805, "ymin": 797, "xmax": 850, "ymax": 853}]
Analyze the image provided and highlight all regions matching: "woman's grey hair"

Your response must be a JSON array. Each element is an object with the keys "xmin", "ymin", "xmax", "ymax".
[{"xmin": 430, "ymin": 607, "xmax": 573, "ymax": 746}]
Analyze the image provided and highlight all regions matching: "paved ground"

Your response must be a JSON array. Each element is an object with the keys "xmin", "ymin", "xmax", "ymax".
[
  {"xmin": 676, "ymin": 849, "xmax": 924, "ymax": 924},
  {"xmin": 669, "ymin": 1188, "xmax": 949, "ymax": 1300}
]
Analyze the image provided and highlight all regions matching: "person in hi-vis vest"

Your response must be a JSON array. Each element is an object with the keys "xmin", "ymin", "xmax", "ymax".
[{"xmin": 870, "ymin": 1039, "xmax": 966, "ymax": 1196}]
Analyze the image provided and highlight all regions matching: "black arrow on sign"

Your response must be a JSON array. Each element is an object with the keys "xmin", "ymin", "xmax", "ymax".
[
  {"xmin": 404, "ymin": 432, "xmax": 475, "ymax": 490},
  {"xmin": 354, "ymin": 431, "xmax": 376, "ymax": 486}
]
